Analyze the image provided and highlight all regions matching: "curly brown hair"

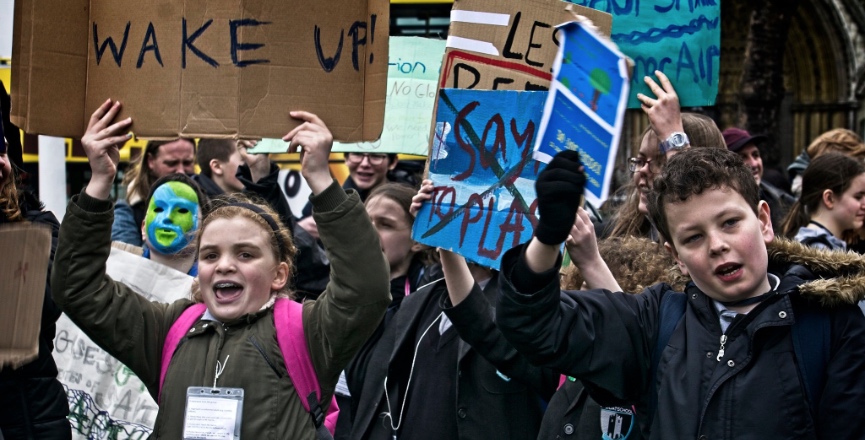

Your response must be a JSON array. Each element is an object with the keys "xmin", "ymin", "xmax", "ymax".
[
  {"xmin": 561, "ymin": 236, "xmax": 688, "ymax": 292},
  {"xmin": 647, "ymin": 148, "xmax": 760, "ymax": 246}
]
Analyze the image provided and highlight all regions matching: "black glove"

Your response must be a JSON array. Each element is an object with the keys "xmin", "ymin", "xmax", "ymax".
[{"xmin": 534, "ymin": 150, "xmax": 586, "ymax": 245}]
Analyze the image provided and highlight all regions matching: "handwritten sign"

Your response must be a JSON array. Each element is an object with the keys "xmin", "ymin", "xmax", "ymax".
[
  {"xmin": 11, "ymin": 0, "xmax": 388, "ymax": 141},
  {"xmin": 570, "ymin": 0, "xmax": 720, "ymax": 107},
  {"xmin": 534, "ymin": 21, "xmax": 628, "ymax": 207},
  {"xmin": 413, "ymin": 89, "xmax": 546, "ymax": 269},
  {"xmin": 54, "ymin": 247, "xmax": 193, "ymax": 439},
  {"xmin": 333, "ymin": 37, "xmax": 446, "ymax": 155},
  {"xmin": 440, "ymin": 0, "xmax": 611, "ymax": 93}
]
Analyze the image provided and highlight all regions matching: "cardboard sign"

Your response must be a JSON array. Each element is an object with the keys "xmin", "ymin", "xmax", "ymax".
[
  {"xmin": 440, "ymin": 0, "xmax": 611, "ymax": 92},
  {"xmin": 572, "ymin": 0, "xmax": 720, "ymax": 107},
  {"xmin": 412, "ymin": 88, "xmax": 546, "ymax": 269},
  {"xmin": 55, "ymin": 247, "xmax": 194, "ymax": 438},
  {"xmin": 11, "ymin": 0, "xmax": 388, "ymax": 142},
  {"xmin": 334, "ymin": 37, "xmax": 447, "ymax": 155},
  {"xmin": 534, "ymin": 21, "xmax": 629, "ymax": 207},
  {"xmin": 0, "ymin": 223, "xmax": 50, "ymax": 369}
]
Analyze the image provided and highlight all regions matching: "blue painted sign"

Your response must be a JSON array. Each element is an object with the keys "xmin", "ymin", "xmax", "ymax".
[
  {"xmin": 534, "ymin": 21, "xmax": 628, "ymax": 207},
  {"xmin": 412, "ymin": 88, "xmax": 547, "ymax": 269},
  {"xmin": 570, "ymin": 0, "xmax": 720, "ymax": 107}
]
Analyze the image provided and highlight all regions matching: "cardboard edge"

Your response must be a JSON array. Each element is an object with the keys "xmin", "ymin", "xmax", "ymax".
[
  {"xmin": 361, "ymin": 0, "xmax": 390, "ymax": 142},
  {"xmin": 9, "ymin": 0, "xmax": 32, "ymax": 130}
]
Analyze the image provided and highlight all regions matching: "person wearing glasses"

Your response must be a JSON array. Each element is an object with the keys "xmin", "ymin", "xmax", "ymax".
[
  {"xmin": 601, "ymin": 113, "xmax": 726, "ymax": 241},
  {"xmin": 298, "ymin": 152, "xmax": 398, "ymax": 240}
]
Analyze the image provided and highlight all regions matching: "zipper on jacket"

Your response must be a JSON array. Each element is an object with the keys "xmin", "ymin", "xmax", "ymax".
[
  {"xmin": 716, "ymin": 334, "xmax": 727, "ymax": 361},
  {"xmin": 248, "ymin": 336, "xmax": 284, "ymax": 378}
]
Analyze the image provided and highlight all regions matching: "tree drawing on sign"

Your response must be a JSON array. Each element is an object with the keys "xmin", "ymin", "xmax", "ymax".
[{"xmin": 589, "ymin": 68, "xmax": 611, "ymax": 112}]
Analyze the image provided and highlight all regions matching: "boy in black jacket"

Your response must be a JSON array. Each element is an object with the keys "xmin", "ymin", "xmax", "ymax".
[{"xmin": 497, "ymin": 148, "xmax": 865, "ymax": 439}]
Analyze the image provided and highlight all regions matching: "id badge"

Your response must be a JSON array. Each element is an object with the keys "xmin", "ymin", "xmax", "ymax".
[{"xmin": 183, "ymin": 387, "xmax": 244, "ymax": 440}]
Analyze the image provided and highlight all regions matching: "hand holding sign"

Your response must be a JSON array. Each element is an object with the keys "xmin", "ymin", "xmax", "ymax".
[
  {"xmin": 82, "ymin": 99, "xmax": 133, "ymax": 200},
  {"xmin": 283, "ymin": 111, "xmax": 334, "ymax": 195},
  {"xmin": 534, "ymin": 150, "xmax": 585, "ymax": 246},
  {"xmin": 410, "ymin": 179, "xmax": 434, "ymax": 218}
]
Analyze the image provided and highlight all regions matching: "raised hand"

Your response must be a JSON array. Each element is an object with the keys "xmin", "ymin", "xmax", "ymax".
[
  {"xmin": 410, "ymin": 179, "xmax": 434, "ymax": 217},
  {"xmin": 534, "ymin": 150, "xmax": 586, "ymax": 246},
  {"xmin": 282, "ymin": 111, "xmax": 334, "ymax": 195},
  {"xmin": 565, "ymin": 208, "xmax": 598, "ymax": 262},
  {"xmin": 237, "ymin": 139, "xmax": 270, "ymax": 183},
  {"xmin": 636, "ymin": 70, "xmax": 685, "ymax": 156},
  {"xmin": 82, "ymin": 99, "xmax": 132, "ymax": 200}
]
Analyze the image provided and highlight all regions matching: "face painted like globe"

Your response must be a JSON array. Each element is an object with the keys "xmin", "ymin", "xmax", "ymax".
[{"xmin": 144, "ymin": 182, "xmax": 200, "ymax": 255}]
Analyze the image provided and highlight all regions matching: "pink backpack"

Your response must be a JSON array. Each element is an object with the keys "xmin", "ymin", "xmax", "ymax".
[{"xmin": 159, "ymin": 298, "xmax": 339, "ymax": 439}]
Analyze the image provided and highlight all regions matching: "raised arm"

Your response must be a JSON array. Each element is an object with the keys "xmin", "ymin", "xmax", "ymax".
[
  {"xmin": 285, "ymin": 112, "xmax": 390, "ymax": 392},
  {"xmin": 495, "ymin": 150, "xmax": 658, "ymax": 403},
  {"xmin": 52, "ymin": 100, "xmax": 181, "ymax": 396}
]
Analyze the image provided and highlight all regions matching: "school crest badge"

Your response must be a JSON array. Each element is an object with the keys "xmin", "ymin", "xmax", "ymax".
[{"xmin": 600, "ymin": 406, "xmax": 634, "ymax": 439}]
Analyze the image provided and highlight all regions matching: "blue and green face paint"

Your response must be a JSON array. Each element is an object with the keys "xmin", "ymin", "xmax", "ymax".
[{"xmin": 144, "ymin": 181, "xmax": 200, "ymax": 255}]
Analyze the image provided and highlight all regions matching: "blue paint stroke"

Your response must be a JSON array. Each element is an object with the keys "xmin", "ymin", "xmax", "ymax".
[{"xmin": 611, "ymin": 15, "xmax": 719, "ymax": 45}]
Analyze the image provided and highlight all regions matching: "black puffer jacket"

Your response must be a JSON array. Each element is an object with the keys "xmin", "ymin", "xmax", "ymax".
[
  {"xmin": 0, "ymin": 192, "xmax": 70, "ymax": 440},
  {"xmin": 498, "ymin": 238, "xmax": 865, "ymax": 440}
]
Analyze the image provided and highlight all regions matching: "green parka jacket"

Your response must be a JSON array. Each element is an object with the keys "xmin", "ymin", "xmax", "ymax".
[{"xmin": 51, "ymin": 181, "xmax": 390, "ymax": 439}]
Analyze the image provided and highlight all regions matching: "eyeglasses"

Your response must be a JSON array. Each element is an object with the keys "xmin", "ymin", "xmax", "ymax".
[
  {"xmin": 628, "ymin": 157, "xmax": 661, "ymax": 173},
  {"xmin": 346, "ymin": 153, "xmax": 388, "ymax": 165}
]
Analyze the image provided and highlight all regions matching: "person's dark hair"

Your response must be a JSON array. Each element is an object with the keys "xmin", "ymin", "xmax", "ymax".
[
  {"xmin": 781, "ymin": 152, "xmax": 865, "ymax": 238},
  {"xmin": 197, "ymin": 139, "xmax": 237, "ymax": 178},
  {"xmin": 647, "ymin": 148, "xmax": 759, "ymax": 246},
  {"xmin": 122, "ymin": 138, "xmax": 196, "ymax": 202},
  {"xmin": 144, "ymin": 173, "xmax": 208, "ymax": 214}
]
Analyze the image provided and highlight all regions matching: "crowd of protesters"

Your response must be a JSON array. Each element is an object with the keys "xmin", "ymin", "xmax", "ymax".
[{"xmin": 2, "ymin": 59, "xmax": 865, "ymax": 440}]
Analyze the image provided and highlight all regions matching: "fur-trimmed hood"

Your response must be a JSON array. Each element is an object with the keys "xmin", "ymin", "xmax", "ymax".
[
  {"xmin": 564, "ymin": 235, "xmax": 865, "ymax": 308},
  {"xmin": 768, "ymin": 237, "xmax": 865, "ymax": 307}
]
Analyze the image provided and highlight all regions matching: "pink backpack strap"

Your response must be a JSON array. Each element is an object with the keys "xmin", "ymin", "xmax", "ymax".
[
  {"xmin": 159, "ymin": 303, "xmax": 207, "ymax": 403},
  {"xmin": 274, "ymin": 298, "xmax": 339, "ymax": 439}
]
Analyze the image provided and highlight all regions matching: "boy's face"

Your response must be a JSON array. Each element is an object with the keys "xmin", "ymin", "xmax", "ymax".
[{"xmin": 663, "ymin": 187, "xmax": 774, "ymax": 303}]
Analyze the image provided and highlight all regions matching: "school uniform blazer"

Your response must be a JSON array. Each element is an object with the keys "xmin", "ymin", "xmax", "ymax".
[
  {"xmin": 496, "ymin": 238, "xmax": 865, "ymax": 440},
  {"xmin": 349, "ymin": 278, "xmax": 557, "ymax": 440}
]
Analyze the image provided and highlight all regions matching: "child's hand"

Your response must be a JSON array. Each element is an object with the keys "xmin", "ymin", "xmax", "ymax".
[
  {"xmin": 283, "ymin": 111, "xmax": 334, "ymax": 195},
  {"xmin": 82, "ymin": 99, "xmax": 132, "ymax": 200},
  {"xmin": 238, "ymin": 139, "xmax": 270, "ymax": 183},
  {"xmin": 636, "ymin": 70, "xmax": 685, "ymax": 154},
  {"xmin": 410, "ymin": 179, "xmax": 434, "ymax": 217},
  {"xmin": 565, "ymin": 208, "xmax": 600, "ymax": 264},
  {"xmin": 534, "ymin": 150, "xmax": 586, "ymax": 245}
]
